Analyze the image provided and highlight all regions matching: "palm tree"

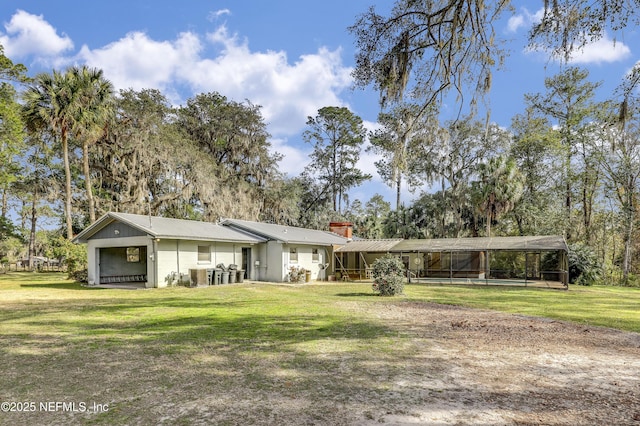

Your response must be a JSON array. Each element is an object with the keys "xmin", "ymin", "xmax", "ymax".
[
  {"xmin": 70, "ymin": 66, "xmax": 114, "ymax": 223},
  {"xmin": 473, "ymin": 156, "xmax": 525, "ymax": 236},
  {"xmin": 22, "ymin": 66, "xmax": 113, "ymax": 238},
  {"xmin": 23, "ymin": 70, "xmax": 78, "ymax": 239}
]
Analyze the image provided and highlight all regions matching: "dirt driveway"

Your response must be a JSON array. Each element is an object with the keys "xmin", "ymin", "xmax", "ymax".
[{"xmin": 354, "ymin": 301, "xmax": 640, "ymax": 425}]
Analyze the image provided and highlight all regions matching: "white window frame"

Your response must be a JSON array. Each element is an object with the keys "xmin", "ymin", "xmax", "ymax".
[{"xmin": 198, "ymin": 245, "xmax": 211, "ymax": 263}]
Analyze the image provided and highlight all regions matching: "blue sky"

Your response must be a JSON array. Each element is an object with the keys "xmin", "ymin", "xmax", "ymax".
[{"xmin": 1, "ymin": 1, "xmax": 638, "ymax": 208}]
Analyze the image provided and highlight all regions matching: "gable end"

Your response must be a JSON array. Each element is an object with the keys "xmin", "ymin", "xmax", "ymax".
[{"xmin": 89, "ymin": 221, "xmax": 148, "ymax": 240}]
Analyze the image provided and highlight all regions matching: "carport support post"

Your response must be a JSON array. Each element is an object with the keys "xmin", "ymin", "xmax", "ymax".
[
  {"xmin": 176, "ymin": 240, "xmax": 180, "ymax": 278},
  {"xmin": 525, "ymin": 252, "xmax": 528, "ymax": 287},
  {"xmin": 562, "ymin": 249, "xmax": 569, "ymax": 287},
  {"xmin": 151, "ymin": 238, "xmax": 158, "ymax": 288},
  {"xmin": 484, "ymin": 250, "xmax": 489, "ymax": 285}
]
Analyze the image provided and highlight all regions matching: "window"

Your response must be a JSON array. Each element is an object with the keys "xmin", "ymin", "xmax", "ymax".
[
  {"xmin": 198, "ymin": 245, "xmax": 211, "ymax": 263},
  {"xmin": 290, "ymin": 247, "xmax": 298, "ymax": 263},
  {"xmin": 312, "ymin": 248, "xmax": 319, "ymax": 262},
  {"xmin": 126, "ymin": 247, "xmax": 140, "ymax": 263}
]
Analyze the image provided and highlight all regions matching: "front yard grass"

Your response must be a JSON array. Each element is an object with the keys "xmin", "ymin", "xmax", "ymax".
[
  {"xmin": 404, "ymin": 283, "xmax": 640, "ymax": 332},
  {"xmin": 0, "ymin": 272, "xmax": 638, "ymax": 425}
]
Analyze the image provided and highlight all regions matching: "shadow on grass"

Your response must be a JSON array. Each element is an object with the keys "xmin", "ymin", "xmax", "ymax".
[
  {"xmin": 20, "ymin": 283, "xmax": 92, "ymax": 290},
  {"xmin": 335, "ymin": 292, "xmax": 378, "ymax": 297},
  {"xmin": 4, "ymin": 296, "xmax": 396, "ymax": 355}
]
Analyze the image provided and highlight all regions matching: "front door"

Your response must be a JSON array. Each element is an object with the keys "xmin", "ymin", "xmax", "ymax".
[{"xmin": 241, "ymin": 247, "xmax": 251, "ymax": 279}]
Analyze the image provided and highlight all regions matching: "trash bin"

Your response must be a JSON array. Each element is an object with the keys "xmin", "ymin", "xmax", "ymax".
[
  {"xmin": 305, "ymin": 270, "xmax": 312, "ymax": 283},
  {"xmin": 228, "ymin": 264, "xmax": 237, "ymax": 284},
  {"xmin": 216, "ymin": 263, "xmax": 229, "ymax": 284},
  {"xmin": 213, "ymin": 268, "xmax": 222, "ymax": 285},
  {"xmin": 236, "ymin": 269, "xmax": 245, "ymax": 283}
]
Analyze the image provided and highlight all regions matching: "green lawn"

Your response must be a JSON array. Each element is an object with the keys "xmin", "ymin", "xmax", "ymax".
[
  {"xmin": 404, "ymin": 283, "xmax": 640, "ymax": 333},
  {"xmin": 0, "ymin": 272, "xmax": 638, "ymax": 425}
]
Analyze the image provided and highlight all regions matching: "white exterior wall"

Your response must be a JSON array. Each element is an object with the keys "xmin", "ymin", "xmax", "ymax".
[
  {"xmin": 156, "ymin": 240, "xmax": 242, "ymax": 286},
  {"xmin": 264, "ymin": 240, "xmax": 284, "ymax": 282},
  {"xmin": 284, "ymin": 244, "xmax": 327, "ymax": 281},
  {"xmin": 85, "ymin": 234, "xmax": 334, "ymax": 286},
  {"xmin": 156, "ymin": 240, "xmax": 179, "ymax": 287},
  {"xmin": 86, "ymin": 236, "xmax": 155, "ymax": 288},
  {"xmin": 254, "ymin": 243, "xmax": 268, "ymax": 281}
]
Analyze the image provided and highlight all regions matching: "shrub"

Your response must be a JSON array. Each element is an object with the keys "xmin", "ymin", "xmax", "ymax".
[
  {"xmin": 619, "ymin": 273, "xmax": 640, "ymax": 287},
  {"xmin": 371, "ymin": 254, "xmax": 405, "ymax": 296},
  {"xmin": 69, "ymin": 268, "xmax": 88, "ymax": 283},
  {"xmin": 47, "ymin": 236, "xmax": 87, "ymax": 282},
  {"xmin": 568, "ymin": 243, "xmax": 602, "ymax": 286}
]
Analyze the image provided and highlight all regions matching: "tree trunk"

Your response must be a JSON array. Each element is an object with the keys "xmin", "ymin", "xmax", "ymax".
[
  {"xmin": 440, "ymin": 177, "xmax": 446, "ymax": 237},
  {"xmin": 28, "ymin": 185, "xmax": 38, "ymax": 270},
  {"xmin": 332, "ymin": 150, "xmax": 337, "ymax": 213},
  {"xmin": 1, "ymin": 187, "xmax": 7, "ymax": 218},
  {"xmin": 20, "ymin": 199, "xmax": 27, "ymax": 229},
  {"xmin": 622, "ymin": 200, "xmax": 634, "ymax": 282},
  {"xmin": 62, "ymin": 132, "xmax": 74, "ymax": 240},
  {"xmin": 83, "ymin": 141, "xmax": 96, "ymax": 223},
  {"xmin": 486, "ymin": 210, "xmax": 492, "ymax": 237},
  {"xmin": 396, "ymin": 173, "xmax": 402, "ymax": 211},
  {"xmin": 565, "ymin": 150, "xmax": 572, "ymax": 241}
]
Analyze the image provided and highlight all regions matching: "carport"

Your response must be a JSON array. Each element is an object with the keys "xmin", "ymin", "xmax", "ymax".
[{"xmin": 98, "ymin": 246, "xmax": 148, "ymax": 286}]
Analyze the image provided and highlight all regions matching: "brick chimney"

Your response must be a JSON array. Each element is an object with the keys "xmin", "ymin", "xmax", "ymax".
[{"xmin": 329, "ymin": 222, "xmax": 353, "ymax": 241}]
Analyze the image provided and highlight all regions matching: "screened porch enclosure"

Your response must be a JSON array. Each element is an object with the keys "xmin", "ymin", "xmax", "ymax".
[
  {"xmin": 405, "ymin": 249, "xmax": 567, "ymax": 285},
  {"xmin": 334, "ymin": 236, "xmax": 569, "ymax": 288},
  {"xmin": 333, "ymin": 240, "xmax": 403, "ymax": 280}
]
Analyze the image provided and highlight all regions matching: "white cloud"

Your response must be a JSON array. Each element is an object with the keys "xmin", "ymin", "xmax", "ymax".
[
  {"xmin": 506, "ymin": 15, "xmax": 525, "ymax": 33},
  {"xmin": 504, "ymin": 8, "xmax": 543, "ymax": 34},
  {"xmin": 271, "ymin": 137, "xmax": 310, "ymax": 176},
  {"xmin": 4, "ymin": 10, "xmax": 355, "ymax": 175},
  {"xmin": 78, "ymin": 31, "xmax": 201, "ymax": 97},
  {"xmin": 511, "ymin": 8, "xmax": 631, "ymax": 65},
  {"xmin": 566, "ymin": 34, "xmax": 631, "ymax": 64},
  {"xmin": 356, "ymin": 120, "xmax": 384, "ymax": 183},
  {"xmin": 208, "ymin": 9, "xmax": 231, "ymax": 22},
  {"xmin": 76, "ymin": 23, "xmax": 352, "ymax": 137},
  {"xmin": 0, "ymin": 10, "xmax": 73, "ymax": 59},
  {"xmin": 181, "ymin": 25, "xmax": 352, "ymax": 135},
  {"xmin": 525, "ymin": 31, "xmax": 632, "ymax": 65}
]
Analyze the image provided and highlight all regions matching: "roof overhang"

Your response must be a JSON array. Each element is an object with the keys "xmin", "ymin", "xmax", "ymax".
[
  {"xmin": 73, "ymin": 213, "xmax": 266, "ymax": 245},
  {"xmin": 391, "ymin": 236, "xmax": 568, "ymax": 253}
]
